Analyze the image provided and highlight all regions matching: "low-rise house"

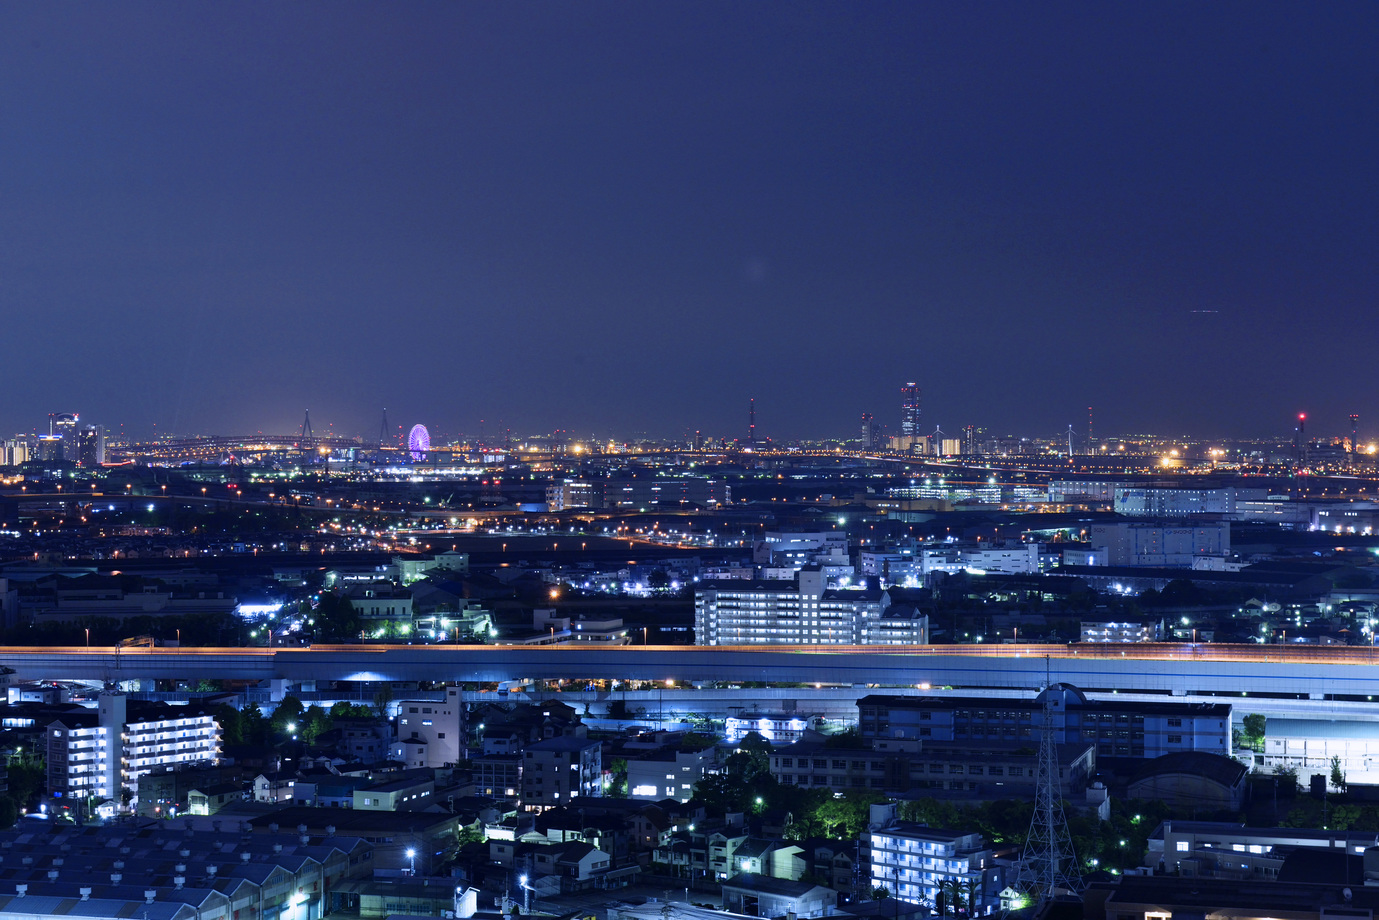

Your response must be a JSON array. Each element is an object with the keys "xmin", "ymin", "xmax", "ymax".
[
  {"xmin": 721, "ymin": 873, "xmax": 838, "ymax": 919},
  {"xmin": 188, "ymin": 782, "xmax": 244, "ymax": 815},
  {"xmin": 253, "ymin": 771, "xmax": 296, "ymax": 804},
  {"xmin": 354, "ymin": 772, "xmax": 435, "ymax": 811}
]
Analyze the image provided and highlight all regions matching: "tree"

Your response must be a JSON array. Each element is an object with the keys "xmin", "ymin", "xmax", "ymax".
[
  {"xmin": 272, "ymin": 696, "xmax": 305, "ymax": 738},
  {"xmin": 1242, "ymin": 714, "xmax": 1266, "ymax": 749},
  {"xmin": 6, "ymin": 749, "xmax": 45, "ymax": 810},
  {"xmin": 300, "ymin": 705, "xmax": 333, "ymax": 745},
  {"xmin": 214, "ymin": 703, "xmax": 244, "ymax": 746},
  {"xmin": 239, "ymin": 704, "xmax": 268, "ymax": 746},
  {"xmin": 1331, "ymin": 755, "xmax": 1348, "ymax": 794},
  {"xmin": 0, "ymin": 796, "xmax": 17, "ymax": 830},
  {"xmin": 608, "ymin": 757, "xmax": 628, "ymax": 798},
  {"xmin": 314, "ymin": 591, "xmax": 360, "ymax": 640}
]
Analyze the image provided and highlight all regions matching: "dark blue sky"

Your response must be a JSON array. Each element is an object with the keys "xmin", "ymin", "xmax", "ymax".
[{"xmin": 2, "ymin": 3, "xmax": 1376, "ymax": 443}]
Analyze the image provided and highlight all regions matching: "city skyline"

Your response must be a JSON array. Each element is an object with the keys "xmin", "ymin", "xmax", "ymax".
[
  {"xmin": 3, "ymin": 396, "xmax": 1373, "ymax": 447},
  {"xmin": 2, "ymin": 5, "xmax": 1377, "ymax": 439}
]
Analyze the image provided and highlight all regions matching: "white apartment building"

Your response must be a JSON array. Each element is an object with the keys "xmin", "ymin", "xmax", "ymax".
[
  {"xmin": 695, "ymin": 569, "xmax": 900, "ymax": 646},
  {"xmin": 725, "ymin": 712, "xmax": 823, "ymax": 745},
  {"xmin": 869, "ymin": 821, "xmax": 1007, "ymax": 914},
  {"xmin": 1080, "ymin": 621, "xmax": 1158, "ymax": 643},
  {"xmin": 47, "ymin": 693, "xmax": 219, "ymax": 807},
  {"xmin": 393, "ymin": 686, "xmax": 464, "ymax": 768}
]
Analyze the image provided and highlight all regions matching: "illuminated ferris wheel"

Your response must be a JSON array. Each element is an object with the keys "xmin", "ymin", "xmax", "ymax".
[{"xmin": 407, "ymin": 424, "xmax": 430, "ymax": 461}]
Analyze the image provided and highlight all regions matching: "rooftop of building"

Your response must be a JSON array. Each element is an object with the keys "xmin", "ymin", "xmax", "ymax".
[
  {"xmin": 721, "ymin": 872, "xmax": 836, "ymax": 898},
  {"xmin": 1130, "ymin": 751, "xmax": 1249, "ymax": 788},
  {"xmin": 525, "ymin": 735, "xmax": 601, "ymax": 753},
  {"xmin": 1266, "ymin": 718, "xmax": 1379, "ymax": 739}
]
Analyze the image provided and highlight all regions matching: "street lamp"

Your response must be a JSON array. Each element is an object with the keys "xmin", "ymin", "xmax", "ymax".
[
  {"xmin": 406, "ymin": 847, "xmax": 417, "ymax": 876},
  {"xmin": 519, "ymin": 873, "xmax": 531, "ymax": 912}
]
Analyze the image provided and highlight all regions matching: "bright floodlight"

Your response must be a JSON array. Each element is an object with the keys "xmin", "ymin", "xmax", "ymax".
[
  {"xmin": 406, "ymin": 848, "xmax": 416, "ymax": 858},
  {"xmin": 407, "ymin": 424, "xmax": 430, "ymax": 460}
]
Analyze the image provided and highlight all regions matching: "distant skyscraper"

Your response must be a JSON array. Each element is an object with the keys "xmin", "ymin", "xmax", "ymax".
[
  {"xmin": 861, "ymin": 412, "xmax": 875, "ymax": 449},
  {"xmin": 49, "ymin": 412, "xmax": 78, "ymax": 461},
  {"xmin": 76, "ymin": 425, "xmax": 105, "ymax": 466},
  {"xmin": 900, "ymin": 383, "xmax": 921, "ymax": 439},
  {"xmin": 35, "ymin": 435, "xmax": 63, "ymax": 462}
]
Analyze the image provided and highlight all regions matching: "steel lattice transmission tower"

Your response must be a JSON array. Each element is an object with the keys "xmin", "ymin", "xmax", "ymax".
[{"xmin": 1016, "ymin": 659, "xmax": 1082, "ymax": 906}]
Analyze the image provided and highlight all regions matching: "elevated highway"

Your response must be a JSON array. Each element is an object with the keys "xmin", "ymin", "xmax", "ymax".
[{"xmin": 5, "ymin": 643, "xmax": 1379, "ymax": 699}]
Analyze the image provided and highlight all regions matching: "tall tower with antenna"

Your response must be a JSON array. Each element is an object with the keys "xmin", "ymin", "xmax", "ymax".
[
  {"xmin": 900, "ymin": 382, "xmax": 921, "ymax": 440},
  {"xmin": 748, "ymin": 398, "xmax": 756, "ymax": 449},
  {"xmin": 378, "ymin": 408, "xmax": 389, "ymax": 449},
  {"xmin": 1351, "ymin": 414, "xmax": 1360, "ymax": 457},
  {"xmin": 1296, "ymin": 413, "xmax": 1307, "ymax": 467},
  {"xmin": 1016, "ymin": 658, "xmax": 1081, "ymax": 907},
  {"xmin": 1088, "ymin": 406, "xmax": 1094, "ymax": 449}
]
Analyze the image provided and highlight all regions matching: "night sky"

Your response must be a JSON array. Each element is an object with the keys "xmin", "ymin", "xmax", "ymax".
[{"xmin": 2, "ymin": 3, "xmax": 1376, "ymax": 443}]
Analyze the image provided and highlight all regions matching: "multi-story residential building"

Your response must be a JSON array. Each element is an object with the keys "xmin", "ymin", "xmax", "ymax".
[
  {"xmin": 695, "ymin": 569, "xmax": 903, "ymax": 646},
  {"xmin": 333, "ymin": 716, "xmax": 390, "ymax": 762},
  {"xmin": 546, "ymin": 480, "xmax": 601, "ymax": 511},
  {"xmin": 46, "ymin": 692, "xmax": 219, "ymax": 810},
  {"xmin": 772, "ymin": 739, "xmax": 1094, "ymax": 799},
  {"xmin": 601, "ymin": 477, "xmax": 728, "ymax": 510},
  {"xmin": 393, "ymin": 686, "xmax": 463, "ymax": 768},
  {"xmin": 522, "ymin": 736, "xmax": 602, "ymax": 810},
  {"xmin": 725, "ymin": 712, "xmax": 822, "ymax": 745},
  {"xmin": 474, "ymin": 753, "xmax": 522, "ymax": 800},
  {"xmin": 869, "ymin": 820, "xmax": 1008, "ymax": 914},
  {"xmin": 1080, "ymin": 620, "xmax": 1158, "ymax": 642},
  {"xmin": 858, "ymin": 684, "xmax": 1231, "ymax": 760},
  {"xmin": 626, "ymin": 746, "xmax": 714, "ymax": 802},
  {"xmin": 346, "ymin": 581, "xmax": 415, "ymax": 635},
  {"xmin": 865, "ymin": 605, "xmax": 929, "ymax": 644}
]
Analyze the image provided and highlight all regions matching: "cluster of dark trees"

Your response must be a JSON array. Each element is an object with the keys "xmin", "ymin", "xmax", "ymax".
[{"xmin": 213, "ymin": 697, "xmax": 375, "ymax": 747}]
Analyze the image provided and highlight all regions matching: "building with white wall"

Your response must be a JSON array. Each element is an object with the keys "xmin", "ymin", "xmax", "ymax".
[
  {"xmin": 1263, "ymin": 718, "xmax": 1379, "ymax": 787},
  {"xmin": 47, "ymin": 693, "xmax": 219, "ymax": 809},
  {"xmin": 393, "ymin": 686, "xmax": 463, "ymax": 768},
  {"xmin": 695, "ymin": 569, "xmax": 901, "ymax": 646},
  {"xmin": 725, "ymin": 712, "xmax": 822, "ymax": 745},
  {"xmin": 869, "ymin": 821, "xmax": 1007, "ymax": 914}
]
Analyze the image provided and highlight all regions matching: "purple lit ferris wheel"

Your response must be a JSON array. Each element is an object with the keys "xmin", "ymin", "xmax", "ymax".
[{"xmin": 407, "ymin": 424, "xmax": 430, "ymax": 461}]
